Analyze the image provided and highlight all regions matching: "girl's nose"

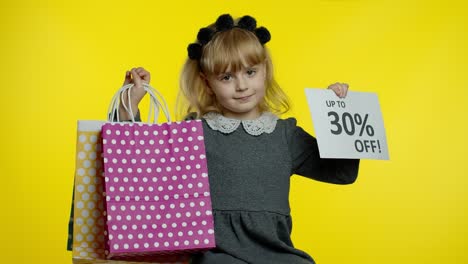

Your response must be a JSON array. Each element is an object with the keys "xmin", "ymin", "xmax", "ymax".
[{"xmin": 236, "ymin": 76, "xmax": 248, "ymax": 91}]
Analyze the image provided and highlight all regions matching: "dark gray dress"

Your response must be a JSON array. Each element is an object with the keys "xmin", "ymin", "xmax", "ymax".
[{"xmin": 190, "ymin": 113, "xmax": 360, "ymax": 264}]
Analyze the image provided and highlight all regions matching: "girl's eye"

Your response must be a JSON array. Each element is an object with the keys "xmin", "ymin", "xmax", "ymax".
[
  {"xmin": 247, "ymin": 69, "xmax": 256, "ymax": 76},
  {"xmin": 220, "ymin": 74, "xmax": 232, "ymax": 81}
]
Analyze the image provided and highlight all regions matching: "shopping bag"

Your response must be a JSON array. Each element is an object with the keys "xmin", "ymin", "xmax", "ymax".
[
  {"xmin": 72, "ymin": 120, "xmax": 107, "ymax": 260},
  {"xmin": 101, "ymin": 85, "xmax": 216, "ymax": 258},
  {"xmin": 70, "ymin": 83, "xmax": 191, "ymax": 263}
]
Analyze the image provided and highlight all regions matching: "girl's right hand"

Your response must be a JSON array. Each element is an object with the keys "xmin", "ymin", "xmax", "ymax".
[
  {"xmin": 119, "ymin": 67, "xmax": 150, "ymax": 120},
  {"xmin": 123, "ymin": 67, "xmax": 150, "ymax": 106}
]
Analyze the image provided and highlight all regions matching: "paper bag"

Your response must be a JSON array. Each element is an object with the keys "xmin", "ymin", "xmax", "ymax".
[
  {"xmin": 72, "ymin": 121, "xmax": 107, "ymax": 260},
  {"xmin": 101, "ymin": 120, "xmax": 215, "ymax": 258}
]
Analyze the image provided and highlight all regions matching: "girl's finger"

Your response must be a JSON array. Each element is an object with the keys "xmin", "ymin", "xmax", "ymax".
[
  {"xmin": 134, "ymin": 67, "xmax": 150, "ymax": 83},
  {"xmin": 338, "ymin": 83, "xmax": 345, "ymax": 98},
  {"xmin": 342, "ymin": 83, "xmax": 349, "ymax": 98},
  {"xmin": 123, "ymin": 71, "xmax": 132, "ymax": 85},
  {"xmin": 141, "ymin": 71, "xmax": 151, "ymax": 83},
  {"xmin": 337, "ymin": 83, "xmax": 346, "ymax": 98},
  {"xmin": 131, "ymin": 69, "xmax": 142, "ymax": 87},
  {"xmin": 329, "ymin": 83, "xmax": 341, "ymax": 97},
  {"xmin": 136, "ymin": 67, "xmax": 145, "ymax": 75}
]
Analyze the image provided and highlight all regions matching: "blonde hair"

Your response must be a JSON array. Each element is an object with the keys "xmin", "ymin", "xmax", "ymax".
[{"xmin": 177, "ymin": 26, "xmax": 290, "ymax": 119}]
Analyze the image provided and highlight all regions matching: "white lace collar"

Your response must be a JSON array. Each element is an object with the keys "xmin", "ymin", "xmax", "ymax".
[{"xmin": 202, "ymin": 112, "xmax": 279, "ymax": 136}]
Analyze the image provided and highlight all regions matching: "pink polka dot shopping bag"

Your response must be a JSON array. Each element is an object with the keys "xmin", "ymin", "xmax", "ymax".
[{"xmin": 70, "ymin": 84, "xmax": 214, "ymax": 263}]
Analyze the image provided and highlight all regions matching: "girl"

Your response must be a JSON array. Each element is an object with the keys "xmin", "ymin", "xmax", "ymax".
[{"xmin": 120, "ymin": 14, "xmax": 359, "ymax": 264}]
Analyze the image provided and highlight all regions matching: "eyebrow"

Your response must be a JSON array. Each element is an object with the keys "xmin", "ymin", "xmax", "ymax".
[{"xmin": 224, "ymin": 64, "xmax": 259, "ymax": 73}]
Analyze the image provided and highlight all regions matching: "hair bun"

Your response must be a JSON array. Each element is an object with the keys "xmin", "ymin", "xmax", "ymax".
[
  {"xmin": 255, "ymin": 27, "xmax": 271, "ymax": 45},
  {"xmin": 238, "ymin": 16, "xmax": 257, "ymax": 31},
  {"xmin": 197, "ymin": 27, "xmax": 215, "ymax": 45},
  {"xmin": 215, "ymin": 14, "xmax": 234, "ymax": 31},
  {"xmin": 187, "ymin": 43, "xmax": 202, "ymax": 60}
]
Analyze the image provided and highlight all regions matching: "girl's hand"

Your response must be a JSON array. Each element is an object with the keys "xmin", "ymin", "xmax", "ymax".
[
  {"xmin": 327, "ymin": 82, "xmax": 349, "ymax": 98},
  {"xmin": 123, "ymin": 67, "xmax": 150, "ymax": 106},
  {"xmin": 119, "ymin": 67, "xmax": 150, "ymax": 120}
]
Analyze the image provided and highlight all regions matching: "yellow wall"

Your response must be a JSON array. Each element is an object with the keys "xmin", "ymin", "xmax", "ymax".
[{"xmin": 1, "ymin": 0, "xmax": 467, "ymax": 263}]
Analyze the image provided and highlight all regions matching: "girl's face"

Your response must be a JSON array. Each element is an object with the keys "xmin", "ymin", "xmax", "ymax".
[{"xmin": 205, "ymin": 63, "xmax": 266, "ymax": 120}]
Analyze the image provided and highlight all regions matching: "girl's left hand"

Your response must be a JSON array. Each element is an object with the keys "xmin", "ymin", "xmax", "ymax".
[{"xmin": 327, "ymin": 82, "xmax": 349, "ymax": 98}]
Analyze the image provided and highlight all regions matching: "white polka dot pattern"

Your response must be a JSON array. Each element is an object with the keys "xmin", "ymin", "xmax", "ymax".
[
  {"xmin": 72, "ymin": 123, "xmax": 107, "ymax": 260},
  {"xmin": 102, "ymin": 120, "xmax": 215, "ymax": 258}
]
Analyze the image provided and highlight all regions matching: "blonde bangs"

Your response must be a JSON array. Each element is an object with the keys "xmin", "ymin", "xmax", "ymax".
[{"xmin": 201, "ymin": 28, "xmax": 266, "ymax": 75}]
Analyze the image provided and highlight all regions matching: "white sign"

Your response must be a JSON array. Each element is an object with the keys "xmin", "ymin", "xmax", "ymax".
[{"xmin": 305, "ymin": 88, "xmax": 389, "ymax": 160}]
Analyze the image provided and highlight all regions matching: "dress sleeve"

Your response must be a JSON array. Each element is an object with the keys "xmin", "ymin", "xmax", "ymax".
[
  {"xmin": 285, "ymin": 118, "xmax": 360, "ymax": 184},
  {"xmin": 184, "ymin": 112, "xmax": 199, "ymax": 121}
]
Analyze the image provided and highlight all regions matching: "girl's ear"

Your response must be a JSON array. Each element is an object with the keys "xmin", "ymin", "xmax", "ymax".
[{"xmin": 200, "ymin": 72, "xmax": 214, "ymax": 95}]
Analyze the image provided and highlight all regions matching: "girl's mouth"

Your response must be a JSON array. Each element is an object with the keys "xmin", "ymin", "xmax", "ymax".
[{"xmin": 235, "ymin": 94, "xmax": 254, "ymax": 101}]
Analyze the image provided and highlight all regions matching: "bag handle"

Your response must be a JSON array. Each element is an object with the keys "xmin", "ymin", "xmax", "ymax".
[{"xmin": 108, "ymin": 83, "xmax": 171, "ymax": 123}]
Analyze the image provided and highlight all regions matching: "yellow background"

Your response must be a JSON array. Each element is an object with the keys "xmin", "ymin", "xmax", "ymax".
[{"xmin": 1, "ymin": 0, "xmax": 467, "ymax": 263}]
